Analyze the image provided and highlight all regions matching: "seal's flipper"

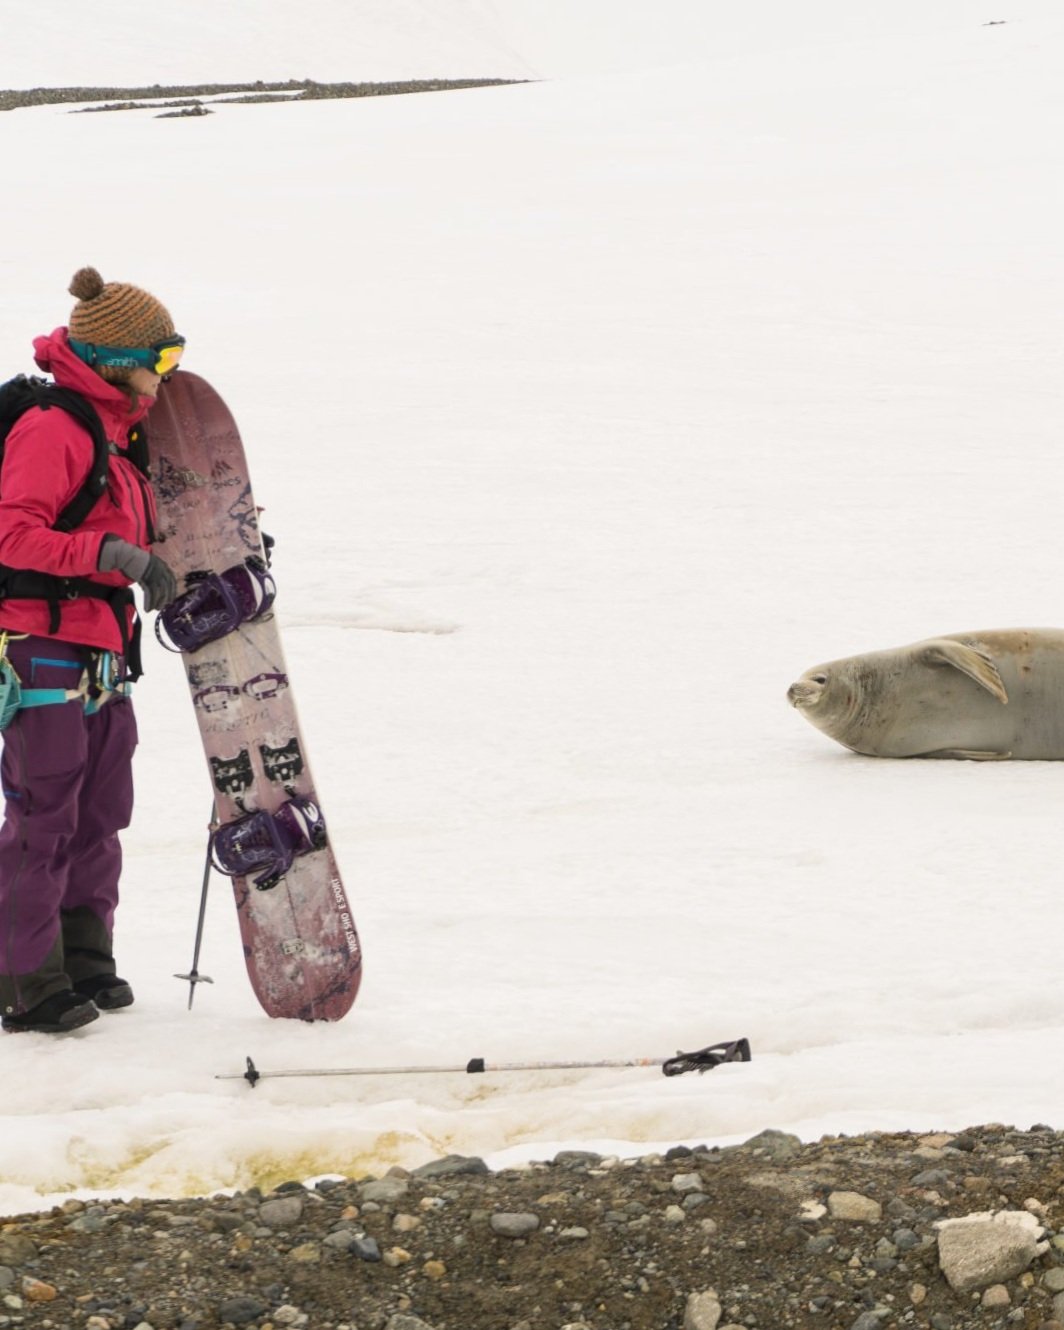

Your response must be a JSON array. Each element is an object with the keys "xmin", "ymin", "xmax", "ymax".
[
  {"xmin": 922, "ymin": 640, "xmax": 1009, "ymax": 704},
  {"xmin": 919, "ymin": 748, "xmax": 1012, "ymax": 761}
]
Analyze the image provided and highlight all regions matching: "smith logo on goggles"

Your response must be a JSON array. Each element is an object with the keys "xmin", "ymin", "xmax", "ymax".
[{"xmin": 69, "ymin": 335, "xmax": 186, "ymax": 376}]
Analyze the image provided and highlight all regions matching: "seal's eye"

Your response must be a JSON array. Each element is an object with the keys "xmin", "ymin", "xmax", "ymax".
[{"xmin": 812, "ymin": 674, "xmax": 828, "ymax": 685}]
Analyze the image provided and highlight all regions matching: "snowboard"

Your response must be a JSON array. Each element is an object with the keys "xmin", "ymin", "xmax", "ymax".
[{"xmin": 149, "ymin": 371, "xmax": 362, "ymax": 1021}]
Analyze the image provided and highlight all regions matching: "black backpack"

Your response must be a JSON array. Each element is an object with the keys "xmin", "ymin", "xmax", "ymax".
[
  {"xmin": 0, "ymin": 374, "xmax": 150, "ymax": 675},
  {"xmin": 0, "ymin": 375, "xmax": 113, "ymax": 530}
]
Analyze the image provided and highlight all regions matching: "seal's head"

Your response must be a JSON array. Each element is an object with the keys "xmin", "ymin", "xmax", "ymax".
[
  {"xmin": 786, "ymin": 671, "xmax": 828, "ymax": 709},
  {"xmin": 787, "ymin": 658, "xmax": 866, "ymax": 749}
]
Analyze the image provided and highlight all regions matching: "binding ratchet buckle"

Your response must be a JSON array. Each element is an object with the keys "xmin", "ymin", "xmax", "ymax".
[
  {"xmin": 210, "ymin": 796, "xmax": 327, "ymax": 891},
  {"xmin": 156, "ymin": 556, "xmax": 276, "ymax": 653}
]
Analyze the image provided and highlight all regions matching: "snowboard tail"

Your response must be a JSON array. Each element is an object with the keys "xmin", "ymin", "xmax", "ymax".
[{"xmin": 151, "ymin": 371, "xmax": 362, "ymax": 1021}]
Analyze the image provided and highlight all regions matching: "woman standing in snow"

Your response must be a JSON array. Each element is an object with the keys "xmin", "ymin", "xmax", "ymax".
[{"xmin": 0, "ymin": 268, "xmax": 182, "ymax": 1034}]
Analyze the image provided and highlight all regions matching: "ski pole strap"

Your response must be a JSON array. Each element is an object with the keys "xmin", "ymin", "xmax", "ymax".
[
  {"xmin": 662, "ymin": 1037, "xmax": 751, "ymax": 1076},
  {"xmin": 156, "ymin": 556, "xmax": 276, "ymax": 654}
]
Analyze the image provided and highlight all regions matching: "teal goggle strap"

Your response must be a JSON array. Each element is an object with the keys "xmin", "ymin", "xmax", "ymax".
[{"xmin": 68, "ymin": 337, "xmax": 157, "ymax": 371}]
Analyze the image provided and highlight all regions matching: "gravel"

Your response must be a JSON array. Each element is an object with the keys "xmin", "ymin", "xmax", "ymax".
[{"xmin": 2, "ymin": 1124, "xmax": 1064, "ymax": 1328}]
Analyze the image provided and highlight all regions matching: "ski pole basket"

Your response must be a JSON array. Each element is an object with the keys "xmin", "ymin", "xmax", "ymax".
[
  {"xmin": 210, "ymin": 796, "xmax": 327, "ymax": 891},
  {"xmin": 156, "ymin": 556, "xmax": 276, "ymax": 653}
]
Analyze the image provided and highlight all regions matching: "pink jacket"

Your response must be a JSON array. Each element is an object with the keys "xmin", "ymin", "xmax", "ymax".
[{"xmin": 0, "ymin": 328, "xmax": 158, "ymax": 652}]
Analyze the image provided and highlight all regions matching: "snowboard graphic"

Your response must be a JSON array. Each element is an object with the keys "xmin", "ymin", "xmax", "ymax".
[{"xmin": 150, "ymin": 372, "xmax": 362, "ymax": 1021}]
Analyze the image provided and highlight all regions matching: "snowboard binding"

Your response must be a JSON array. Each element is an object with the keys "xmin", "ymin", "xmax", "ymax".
[
  {"xmin": 156, "ymin": 556, "xmax": 276, "ymax": 653},
  {"xmin": 210, "ymin": 796, "xmax": 328, "ymax": 891}
]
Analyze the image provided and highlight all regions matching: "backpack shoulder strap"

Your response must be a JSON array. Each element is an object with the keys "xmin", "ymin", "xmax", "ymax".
[{"xmin": 0, "ymin": 376, "xmax": 110, "ymax": 532}]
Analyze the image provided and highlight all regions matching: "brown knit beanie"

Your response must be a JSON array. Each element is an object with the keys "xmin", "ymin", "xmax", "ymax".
[{"xmin": 68, "ymin": 267, "xmax": 177, "ymax": 383}]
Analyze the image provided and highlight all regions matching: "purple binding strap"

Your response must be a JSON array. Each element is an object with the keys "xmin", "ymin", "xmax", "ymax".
[
  {"xmin": 211, "ymin": 796, "xmax": 327, "ymax": 891},
  {"xmin": 157, "ymin": 557, "xmax": 276, "ymax": 654}
]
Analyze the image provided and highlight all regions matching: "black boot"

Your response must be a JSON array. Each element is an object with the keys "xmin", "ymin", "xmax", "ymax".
[
  {"xmin": 2, "ymin": 989, "xmax": 99, "ymax": 1034},
  {"xmin": 72, "ymin": 974, "xmax": 134, "ymax": 1011},
  {"xmin": 1, "ymin": 935, "xmax": 75, "ymax": 1026},
  {"xmin": 62, "ymin": 907, "xmax": 132, "ymax": 1009}
]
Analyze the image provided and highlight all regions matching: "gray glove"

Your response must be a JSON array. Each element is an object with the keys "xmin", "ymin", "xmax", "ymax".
[{"xmin": 98, "ymin": 535, "xmax": 178, "ymax": 612}]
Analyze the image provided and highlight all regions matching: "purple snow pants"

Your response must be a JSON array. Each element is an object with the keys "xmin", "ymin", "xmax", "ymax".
[{"xmin": 0, "ymin": 635, "xmax": 137, "ymax": 988}]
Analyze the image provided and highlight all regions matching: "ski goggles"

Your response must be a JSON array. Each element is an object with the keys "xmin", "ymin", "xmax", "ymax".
[{"xmin": 69, "ymin": 334, "xmax": 186, "ymax": 376}]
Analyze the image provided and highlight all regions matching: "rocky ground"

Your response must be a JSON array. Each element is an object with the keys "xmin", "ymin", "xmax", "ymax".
[
  {"xmin": 0, "ymin": 79, "xmax": 523, "ymax": 115},
  {"xmin": 2, "ymin": 1125, "xmax": 1064, "ymax": 1330}
]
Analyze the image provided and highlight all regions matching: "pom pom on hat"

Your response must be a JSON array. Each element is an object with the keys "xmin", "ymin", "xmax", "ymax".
[
  {"xmin": 68, "ymin": 267, "xmax": 106, "ymax": 303},
  {"xmin": 68, "ymin": 266, "xmax": 176, "ymax": 382}
]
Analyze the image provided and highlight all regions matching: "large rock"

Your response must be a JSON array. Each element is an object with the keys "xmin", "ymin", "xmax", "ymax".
[
  {"xmin": 936, "ymin": 1211, "xmax": 1047, "ymax": 1293},
  {"xmin": 740, "ymin": 1129, "xmax": 802, "ymax": 1161},
  {"xmin": 411, "ymin": 1154, "xmax": 490, "ymax": 1179},
  {"xmin": 216, "ymin": 1296, "xmax": 268, "ymax": 1325},
  {"xmin": 684, "ymin": 1289, "xmax": 722, "ymax": 1330},
  {"xmin": 828, "ymin": 1191, "xmax": 883, "ymax": 1222},
  {"xmin": 360, "ymin": 1177, "xmax": 410, "ymax": 1204},
  {"xmin": 258, "ymin": 1194, "xmax": 305, "ymax": 1229},
  {"xmin": 490, "ymin": 1212, "xmax": 540, "ymax": 1238},
  {"xmin": 0, "ymin": 1235, "xmax": 37, "ymax": 1266}
]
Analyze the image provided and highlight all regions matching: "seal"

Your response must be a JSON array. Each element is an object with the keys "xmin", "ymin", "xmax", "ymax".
[{"xmin": 787, "ymin": 629, "xmax": 1064, "ymax": 759}]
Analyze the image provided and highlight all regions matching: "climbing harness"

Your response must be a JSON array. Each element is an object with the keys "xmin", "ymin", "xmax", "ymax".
[{"xmin": 0, "ymin": 633, "xmax": 131, "ymax": 728}]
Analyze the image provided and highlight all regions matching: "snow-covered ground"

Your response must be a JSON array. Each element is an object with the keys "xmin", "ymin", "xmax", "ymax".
[{"xmin": 2, "ymin": 1, "xmax": 1063, "ymax": 1215}]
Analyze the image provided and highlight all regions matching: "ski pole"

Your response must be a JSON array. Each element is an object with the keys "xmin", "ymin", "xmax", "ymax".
[
  {"xmin": 174, "ymin": 804, "xmax": 218, "ymax": 1009},
  {"xmin": 218, "ymin": 1038, "xmax": 751, "ymax": 1087}
]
